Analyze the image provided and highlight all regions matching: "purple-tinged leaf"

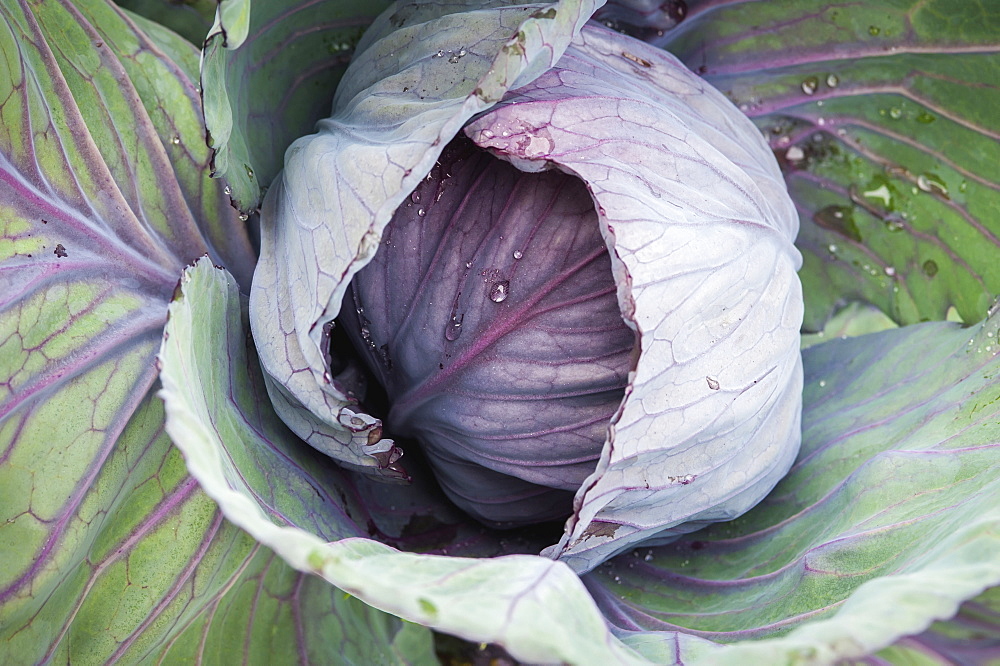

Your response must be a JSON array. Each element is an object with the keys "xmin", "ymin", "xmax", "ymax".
[
  {"xmin": 341, "ymin": 137, "xmax": 636, "ymax": 527},
  {"xmin": 250, "ymin": 0, "xmax": 603, "ymax": 477},
  {"xmin": 585, "ymin": 313, "xmax": 1000, "ymax": 663},
  {"xmin": 159, "ymin": 258, "xmax": 644, "ymax": 665},
  {"xmin": 466, "ymin": 23, "xmax": 803, "ymax": 573},
  {"xmin": 0, "ymin": 2, "xmax": 430, "ymax": 662},
  {"xmin": 659, "ymin": 0, "xmax": 1000, "ymax": 329},
  {"xmin": 200, "ymin": 0, "xmax": 393, "ymax": 214}
]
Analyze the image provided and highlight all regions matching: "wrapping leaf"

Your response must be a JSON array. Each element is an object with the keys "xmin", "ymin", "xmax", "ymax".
[
  {"xmin": 465, "ymin": 23, "xmax": 803, "ymax": 572},
  {"xmin": 249, "ymin": 0, "xmax": 601, "ymax": 475},
  {"xmin": 158, "ymin": 259, "xmax": 644, "ymax": 665},
  {"xmin": 586, "ymin": 312, "xmax": 1000, "ymax": 663},
  {"xmin": 200, "ymin": 0, "xmax": 394, "ymax": 213}
]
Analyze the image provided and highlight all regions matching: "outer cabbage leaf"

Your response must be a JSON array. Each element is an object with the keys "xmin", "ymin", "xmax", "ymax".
[
  {"xmin": 872, "ymin": 587, "xmax": 1000, "ymax": 664},
  {"xmin": 0, "ymin": 2, "xmax": 427, "ymax": 662},
  {"xmin": 465, "ymin": 24, "xmax": 804, "ymax": 572},
  {"xmin": 159, "ymin": 258, "xmax": 644, "ymax": 665},
  {"xmin": 658, "ymin": 0, "xmax": 1000, "ymax": 330},
  {"xmin": 249, "ymin": 0, "xmax": 603, "ymax": 475},
  {"xmin": 800, "ymin": 301, "xmax": 898, "ymax": 350},
  {"xmin": 583, "ymin": 312, "xmax": 1000, "ymax": 664},
  {"xmin": 200, "ymin": 0, "xmax": 393, "ymax": 213},
  {"xmin": 116, "ymin": 0, "xmax": 216, "ymax": 46}
]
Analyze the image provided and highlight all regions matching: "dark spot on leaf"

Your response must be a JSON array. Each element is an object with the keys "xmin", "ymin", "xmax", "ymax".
[
  {"xmin": 388, "ymin": 3, "xmax": 418, "ymax": 27},
  {"xmin": 582, "ymin": 521, "xmax": 620, "ymax": 539},
  {"xmin": 689, "ymin": 540, "xmax": 706, "ymax": 550},
  {"xmin": 417, "ymin": 597, "xmax": 438, "ymax": 618},
  {"xmin": 41, "ymin": 219, "xmax": 47, "ymax": 224},
  {"xmin": 813, "ymin": 205, "xmax": 862, "ymax": 242},
  {"xmin": 54, "ymin": 243, "xmax": 68, "ymax": 258},
  {"xmin": 922, "ymin": 259, "xmax": 939, "ymax": 277},
  {"xmin": 621, "ymin": 52, "xmax": 652, "ymax": 68},
  {"xmin": 530, "ymin": 8, "xmax": 557, "ymax": 19}
]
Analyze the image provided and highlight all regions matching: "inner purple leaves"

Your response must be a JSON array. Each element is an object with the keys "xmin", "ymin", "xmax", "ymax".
[{"xmin": 339, "ymin": 137, "xmax": 637, "ymax": 527}]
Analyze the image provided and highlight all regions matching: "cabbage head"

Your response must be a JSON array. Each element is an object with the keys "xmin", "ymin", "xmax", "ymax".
[{"xmin": 1, "ymin": 0, "xmax": 998, "ymax": 664}]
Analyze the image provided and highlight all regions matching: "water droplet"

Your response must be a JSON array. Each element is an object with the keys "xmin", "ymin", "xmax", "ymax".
[
  {"xmin": 481, "ymin": 129, "xmax": 494, "ymax": 139},
  {"xmin": 644, "ymin": 551, "xmax": 653, "ymax": 562},
  {"xmin": 445, "ymin": 313, "xmax": 464, "ymax": 341},
  {"xmin": 828, "ymin": 243, "xmax": 838, "ymax": 254},
  {"xmin": 465, "ymin": 261, "xmax": 473, "ymax": 269},
  {"xmin": 917, "ymin": 173, "xmax": 948, "ymax": 197},
  {"xmin": 239, "ymin": 213, "xmax": 249, "ymax": 221},
  {"xmin": 706, "ymin": 376, "xmax": 720, "ymax": 390},
  {"xmin": 680, "ymin": 474, "xmax": 695, "ymax": 484},
  {"xmin": 417, "ymin": 208, "xmax": 426, "ymax": 217},
  {"xmin": 245, "ymin": 165, "xmax": 254, "ymax": 179},
  {"xmin": 171, "ymin": 135, "xmax": 181, "ymax": 145},
  {"xmin": 800, "ymin": 76, "xmax": 819, "ymax": 95},
  {"xmin": 826, "ymin": 74, "xmax": 839, "ymax": 88},
  {"xmin": 888, "ymin": 107, "xmax": 902, "ymax": 120},
  {"xmin": 922, "ymin": 259, "xmax": 939, "ymax": 277},
  {"xmin": 884, "ymin": 266, "xmax": 896, "ymax": 276},
  {"xmin": 489, "ymin": 280, "xmax": 510, "ymax": 303},
  {"xmin": 864, "ymin": 184, "xmax": 892, "ymax": 207},
  {"xmin": 959, "ymin": 181, "xmax": 968, "ymax": 193},
  {"xmin": 814, "ymin": 205, "xmax": 861, "ymax": 242},
  {"xmin": 512, "ymin": 250, "xmax": 523, "ymax": 260},
  {"xmin": 410, "ymin": 191, "xmax": 421, "ymax": 203},
  {"xmin": 785, "ymin": 146, "xmax": 805, "ymax": 162},
  {"xmin": 224, "ymin": 185, "xmax": 232, "ymax": 195},
  {"xmin": 869, "ymin": 25, "xmax": 881, "ymax": 35},
  {"xmin": 433, "ymin": 49, "xmax": 444, "ymax": 58},
  {"xmin": 819, "ymin": 380, "xmax": 827, "ymax": 388},
  {"xmin": 501, "ymin": 130, "xmax": 510, "ymax": 137},
  {"xmin": 916, "ymin": 111, "xmax": 936, "ymax": 124}
]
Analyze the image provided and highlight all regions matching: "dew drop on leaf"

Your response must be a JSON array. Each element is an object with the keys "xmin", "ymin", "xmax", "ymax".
[
  {"xmin": 488, "ymin": 280, "xmax": 509, "ymax": 303},
  {"xmin": 445, "ymin": 313, "xmax": 464, "ymax": 341},
  {"xmin": 917, "ymin": 173, "xmax": 948, "ymax": 198}
]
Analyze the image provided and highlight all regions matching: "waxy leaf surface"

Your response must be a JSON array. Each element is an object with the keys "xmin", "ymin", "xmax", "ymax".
[
  {"xmin": 661, "ymin": 0, "xmax": 1000, "ymax": 329},
  {"xmin": 0, "ymin": 2, "xmax": 429, "ymax": 662}
]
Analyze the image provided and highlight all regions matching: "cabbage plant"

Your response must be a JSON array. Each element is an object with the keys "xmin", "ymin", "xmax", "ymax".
[{"xmin": 1, "ymin": 0, "xmax": 998, "ymax": 664}]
